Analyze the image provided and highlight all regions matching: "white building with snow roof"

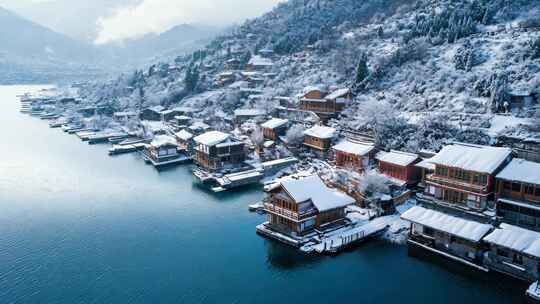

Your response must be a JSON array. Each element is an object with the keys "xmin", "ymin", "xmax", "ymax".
[
  {"xmin": 333, "ymin": 140, "xmax": 376, "ymax": 171},
  {"xmin": 421, "ymin": 143, "xmax": 513, "ymax": 213},
  {"xmin": 483, "ymin": 223, "xmax": 540, "ymax": 282},
  {"xmin": 298, "ymin": 87, "xmax": 352, "ymax": 120},
  {"xmin": 261, "ymin": 118, "xmax": 289, "ymax": 140},
  {"xmin": 401, "ymin": 206, "xmax": 493, "ymax": 270},
  {"xmin": 303, "ymin": 125, "xmax": 337, "ymax": 157},
  {"xmin": 193, "ymin": 131, "xmax": 246, "ymax": 172},
  {"xmin": 262, "ymin": 175, "xmax": 356, "ymax": 240},
  {"xmin": 143, "ymin": 135, "xmax": 188, "ymax": 168},
  {"xmin": 495, "ymin": 159, "xmax": 540, "ymax": 231},
  {"xmin": 376, "ymin": 150, "xmax": 421, "ymax": 185}
]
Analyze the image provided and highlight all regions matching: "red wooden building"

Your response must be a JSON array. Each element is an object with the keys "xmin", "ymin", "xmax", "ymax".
[
  {"xmin": 332, "ymin": 140, "xmax": 376, "ymax": 171},
  {"xmin": 263, "ymin": 175, "xmax": 355, "ymax": 238},
  {"xmin": 376, "ymin": 150, "xmax": 422, "ymax": 186},
  {"xmin": 421, "ymin": 143, "xmax": 513, "ymax": 213}
]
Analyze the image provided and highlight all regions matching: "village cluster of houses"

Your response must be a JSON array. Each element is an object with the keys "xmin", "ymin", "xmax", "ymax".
[
  {"xmin": 259, "ymin": 133, "xmax": 540, "ymax": 284},
  {"xmin": 25, "ymin": 62, "xmax": 540, "ymax": 295}
]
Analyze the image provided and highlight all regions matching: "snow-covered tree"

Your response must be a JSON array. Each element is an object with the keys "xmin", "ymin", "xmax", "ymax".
[
  {"xmin": 285, "ymin": 124, "xmax": 305, "ymax": 146},
  {"xmin": 531, "ymin": 37, "xmax": 540, "ymax": 60},
  {"xmin": 251, "ymin": 127, "xmax": 265, "ymax": 148},
  {"xmin": 357, "ymin": 170, "xmax": 390, "ymax": 200}
]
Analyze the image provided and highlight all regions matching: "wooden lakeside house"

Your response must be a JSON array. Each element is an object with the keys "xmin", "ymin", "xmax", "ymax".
[
  {"xmin": 234, "ymin": 109, "xmax": 266, "ymax": 124},
  {"xmin": 216, "ymin": 72, "xmax": 236, "ymax": 86},
  {"xmin": 246, "ymin": 55, "xmax": 273, "ymax": 71},
  {"xmin": 140, "ymin": 106, "xmax": 165, "ymax": 121},
  {"xmin": 193, "ymin": 131, "xmax": 246, "ymax": 172},
  {"xmin": 401, "ymin": 206, "xmax": 493, "ymax": 270},
  {"xmin": 225, "ymin": 58, "xmax": 241, "ymax": 70},
  {"xmin": 483, "ymin": 224, "xmax": 540, "ymax": 282},
  {"xmin": 415, "ymin": 158, "xmax": 436, "ymax": 190},
  {"xmin": 497, "ymin": 135, "xmax": 540, "ymax": 163},
  {"xmin": 160, "ymin": 109, "xmax": 183, "ymax": 122},
  {"xmin": 496, "ymin": 159, "xmax": 540, "ymax": 231},
  {"xmin": 143, "ymin": 135, "xmax": 188, "ymax": 167},
  {"xmin": 175, "ymin": 129, "xmax": 194, "ymax": 153},
  {"xmin": 113, "ymin": 111, "xmax": 138, "ymax": 122},
  {"xmin": 420, "ymin": 143, "xmax": 513, "ymax": 215},
  {"xmin": 299, "ymin": 87, "xmax": 352, "ymax": 120},
  {"xmin": 188, "ymin": 121, "xmax": 211, "ymax": 135},
  {"xmin": 303, "ymin": 125, "xmax": 337, "ymax": 158},
  {"xmin": 508, "ymin": 89, "xmax": 537, "ymax": 110},
  {"xmin": 333, "ymin": 140, "xmax": 376, "ymax": 171},
  {"xmin": 376, "ymin": 151, "xmax": 422, "ymax": 186},
  {"xmin": 261, "ymin": 118, "xmax": 289, "ymax": 140},
  {"xmin": 262, "ymin": 175, "xmax": 356, "ymax": 240},
  {"xmin": 174, "ymin": 115, "xmax": 192, "ymax": 128}
]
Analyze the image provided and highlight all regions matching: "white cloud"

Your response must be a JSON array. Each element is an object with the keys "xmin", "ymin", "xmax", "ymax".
[{"xmin": 95, "ymin": 0, "xmax": 283, "ymax": 45}]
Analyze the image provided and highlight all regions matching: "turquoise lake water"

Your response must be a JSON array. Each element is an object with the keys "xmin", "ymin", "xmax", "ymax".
[{"xmin": 0, "ymin": 85, "xmax": 526, "ymax": 303}]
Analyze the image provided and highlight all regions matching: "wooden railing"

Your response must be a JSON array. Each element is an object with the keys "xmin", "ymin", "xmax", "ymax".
[{"xmin": 264, "ymin": 203, "xmax": 317, "ymax": 221}]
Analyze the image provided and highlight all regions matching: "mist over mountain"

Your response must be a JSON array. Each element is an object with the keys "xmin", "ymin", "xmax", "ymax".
[
  {"xmin": 0, "ymin": 0, "xmax": 139, "ymax": 42},
  {"xmin": 0, "ymin": 6, "xmax": 220, "ymax": 83}
]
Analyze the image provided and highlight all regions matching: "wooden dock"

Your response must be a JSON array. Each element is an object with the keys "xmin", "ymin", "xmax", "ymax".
[{"xmin": 108, "ymin": 143, "xmax": 146, "ymax": 155}]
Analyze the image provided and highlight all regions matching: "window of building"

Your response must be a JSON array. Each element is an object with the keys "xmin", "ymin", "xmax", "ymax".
[
  {"xmin": 436, "ymin": 167, "xmax": 448, "ymax": 177},
  {"xmin": 497, "ymin": 248, "xmax": 509, "ymax": 258},
  {"xmin": 525, "ymin": 185, "xmax": 535, "ymax": 195},
  {"xmin": 503, "ymin": 181, "xmax": 512, "ymax": 190},
  {"xmin": 512, "ymin": 182, "xmax": 522, "ymax": 192},
  {"xmin": 535, "ymin": 187, "xmax": 540, "ymax": 197},
  {"xmin": 513, "ymin": 253, "xmax": 524, "ymax": 265},
  {"xmin": 423, "ymin": 226, "xmax": 435, "ymax": 237}
]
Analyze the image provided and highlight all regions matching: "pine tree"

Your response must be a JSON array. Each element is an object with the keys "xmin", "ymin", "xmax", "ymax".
[
  {"xmin": 377, "ymin": 26, "xmax": 384, "ymax": 39},
  {"xmin": 465, "ymin": 52, "xmax": 473, "ymax": 72},
  {"xmin": 355, "ymin": 53, "xmax": 369, "ymax": 85},
  {"xmin": 184, "ymin": 65, "xmax": 200, "ymax": 92}
]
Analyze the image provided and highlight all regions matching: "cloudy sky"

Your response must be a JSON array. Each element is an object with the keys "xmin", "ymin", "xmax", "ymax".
[{"xmin": 0, "ymin": 0, "xmax": 283, "ymax": 43}]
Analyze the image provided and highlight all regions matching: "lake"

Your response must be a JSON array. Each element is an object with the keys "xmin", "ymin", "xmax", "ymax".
[{"xmin": 0, "ymin": 85, "xmax": 526, "ymax": 303}]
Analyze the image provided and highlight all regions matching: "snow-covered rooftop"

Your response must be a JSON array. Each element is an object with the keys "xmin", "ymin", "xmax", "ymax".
[
  {"xmin": 261, "ymin": 118, "xmax": 289, "ymax": 129},
  {"xmin": 333, "ymin": 140, "xmax": 374, "ymax": 156},
  {"xmin": 302, "ymin": 86, "xmax": 323, "ymax": 95},
  {"xmin": 496, "ymin": 159, "xmax": 540, "ymax": 185},
  {"xmin": 151, "ymin": 135, "xmax": 177, "ymax": 148},
  {"xmin": 248, "ymin": 55, "xmax": 273, "ymax": 67},
  {"xmin": 325, "ymin": 88, "xmax": 350, "ymax": 101},
  {"xmin": 189, "ymin": 121, "xmax": 210, "ymax": 131},
  {"xmin": 148, "ymin": 105, "xmax": 165, "ymax": 113},
  {"xmin": 401, "ymin": 206, "xmax": 492, "ymax": 242},
  {"xmin": 428, "ymin": 143, "xmax": 512, "ymax": 174},
  {"xmin": 304, "ymin": 125, "xmax": 336, "ymax": 139},
  {"xmin": 175, "ymin": 129, "xmax": 193, "ymax": 141},
  {"xmin": 113, "ymin": 111, "xmax": 137, "ymax": 117},
  {"xmin": 415, "ymin": 158, "xmax": 436, "ymax": 171},
  {"xmin": 234, "ymin": 109, "xmax": 266, "ymax": 117},
  {"xmin": 377, "ymin": 150, "xmax": 419, "ymax": 167},
  {"xmin": 280, "ymin": 175, "xmax": 355, "ymax": 212},
  {"xmin": 194, "ymin": 131, "xmax": 230, "ymax": 146},
  {"xmin": 484, "ymin": 224, "xmax": 540, "ymax": 258}
]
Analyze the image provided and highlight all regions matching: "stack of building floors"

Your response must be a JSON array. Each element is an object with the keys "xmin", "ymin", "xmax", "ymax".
[{"xmin": 401, "ymin": 142, "xmax": 540, "ymax": 287}]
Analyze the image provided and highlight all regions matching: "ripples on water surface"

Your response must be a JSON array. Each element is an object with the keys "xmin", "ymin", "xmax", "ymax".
[{"xmin": 0, "ymin": 86, "xmax": 526, "ymax": 303}]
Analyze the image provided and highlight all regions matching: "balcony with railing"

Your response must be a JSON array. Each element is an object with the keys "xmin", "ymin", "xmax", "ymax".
[
  {"xmin": 426, "ymin": 174, "xmax": 488, "ymax": 194},
  {"xmin": 263, "ymin": 202, "xmax": 317, "ymax": 222}
]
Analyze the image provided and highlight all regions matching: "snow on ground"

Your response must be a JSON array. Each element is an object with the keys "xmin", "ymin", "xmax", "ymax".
[{"xmin": 488, "ymin": 115, "xmax": 530, "ymax": 136}]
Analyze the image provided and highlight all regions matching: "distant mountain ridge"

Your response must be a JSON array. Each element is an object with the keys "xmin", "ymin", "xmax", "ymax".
[
  {"xmin": 0, "ymin": 6, "xmax": 97, "ymax": 62},
  {"xmin": 0, "ymin": 6, "xmax": 220, "ymax": 83}
]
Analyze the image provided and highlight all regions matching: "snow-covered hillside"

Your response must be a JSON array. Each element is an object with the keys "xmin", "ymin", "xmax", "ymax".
[{"xmin": 76, "ymin": 0, "xmax": 540, "ymax": 152}]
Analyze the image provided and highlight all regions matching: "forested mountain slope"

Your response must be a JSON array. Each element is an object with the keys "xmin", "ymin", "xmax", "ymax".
[{"xmin": 79, "ymin": 0, "xmax": 540, "ymax": 151}]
